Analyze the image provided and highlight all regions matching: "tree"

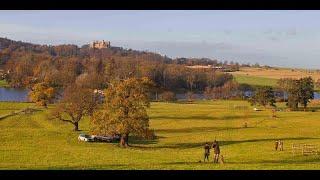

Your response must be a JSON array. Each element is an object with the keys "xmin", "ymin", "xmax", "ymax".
[
  {"xmin": 52, "ymin": 84, "xmax": 99, "ymax": 131},
  {"xmin": 249, "ymin": 86, "xmax": 275, "ymax": 108},
  {"xmin": 287, "ymin": 80, "xmax": 300, "ymax": 110},
  {"xmin": 186, "ymin": 91, "xmax": 196, "ymax": 102},
  {"xmin": 277, "ymin": 78, "xmax": 294, "ymax": 101},
  {"xmin": 298, "ymin": 76, "xmax": 314, "ymax": 111},
  {"xmin": 28, "ymin": 82, "xmax": 55, "ymax": 108},
  {"xmin": 159, "ymin": 91, "xmax": 176, "ymax": 102},
  {"xmin": 280, "ymin": 77, "xmax": 314, "ymax": 111},
  {"xmin": 90, "ymin": 77, "xmax": 153, "ymax": 147}
]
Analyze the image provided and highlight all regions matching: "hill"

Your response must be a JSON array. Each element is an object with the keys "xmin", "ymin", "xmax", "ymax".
[{"xmin": 0, "ymin": 37, "xmax": 238, "ymax": 93}]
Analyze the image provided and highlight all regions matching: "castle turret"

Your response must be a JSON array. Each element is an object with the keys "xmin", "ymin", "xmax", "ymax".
[{"xmin": 89, "ymin": 40, "xmax": 110, "ymax": 49}]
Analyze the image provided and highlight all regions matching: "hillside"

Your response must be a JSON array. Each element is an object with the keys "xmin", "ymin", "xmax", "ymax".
[{"xmin": 0, "ymin": 37, "xmax": 239, "ymax": 92}]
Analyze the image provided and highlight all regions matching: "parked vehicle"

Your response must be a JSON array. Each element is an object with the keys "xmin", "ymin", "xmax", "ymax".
[
  {"xmin": 92, "ymin": 134, "xmax": 121, "ymax": 142},
  {"xmin": 78, "ymin": 134, "xmax": 95, "ymax": 142}
]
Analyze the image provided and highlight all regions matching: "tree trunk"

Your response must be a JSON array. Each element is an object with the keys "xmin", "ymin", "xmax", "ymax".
[
  {"xmin": 120, "ymin": 133, "xmax": 129, "ymax": 147},
  {"xmin": 73, "ymin": 122, "xmax": 79, "ymax": 131}
]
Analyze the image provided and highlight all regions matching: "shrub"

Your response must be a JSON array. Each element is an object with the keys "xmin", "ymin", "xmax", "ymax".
[
  {"xmin": 159, "ymin": 91, "xmax": 176, "ymax": 102},
  {"xmin": 143, "ymin": 128, "xmax": 157, "ymax": 140},
  {"xmin": 186, "ymin": 91, "xmax": 196, "ymax": 102}
]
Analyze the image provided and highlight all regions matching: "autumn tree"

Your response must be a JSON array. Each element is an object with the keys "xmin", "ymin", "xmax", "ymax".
[
  {"xmin": 52, "ymin": 84, "xmax": 99, "ymax": 131},
  {"xmin": 159, "ymin": 91, "xmax": 176, "ymax": 102},
  {"xmin": 90, "ymin": 77, "xmax": 153, "ymax": 147},
  {"xmin": 279, "ymin": 77, "xmax": 314, "ymax": 111},
  {"xmin": 28, "ymin": 82, "xmax": 55, "ymax": 108},
  {"xmin": 298, "ymin": 76, "xmax": 314, "ymax": 111},
  {"xmin": 249, "ymin": 86, "xmax": 276, "ymax": 108},
  {"xmin": 287, "ymin": 80, "xmax": 300, "ymax": 110}
]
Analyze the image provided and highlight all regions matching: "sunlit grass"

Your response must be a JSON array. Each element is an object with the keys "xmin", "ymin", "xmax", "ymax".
[
  {"xmin": 1, "ymin": 100, "xmax": 320, "ymax": 169},
  {"xmin": 233, "ymin": 74, "xmax": 278, "ymax": 87},
  {"xmin": 0, "ymin": 80, "xmax": 9, "ymax": 87}
]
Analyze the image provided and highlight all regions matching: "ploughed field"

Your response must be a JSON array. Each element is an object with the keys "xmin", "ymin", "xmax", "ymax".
[{"xmin": 1, "ymin": 100, "xmax": 320, "ymax": 169}]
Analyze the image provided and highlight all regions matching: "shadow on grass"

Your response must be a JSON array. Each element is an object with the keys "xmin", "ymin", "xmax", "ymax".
[
  {"xmin": 151, "ymin": 115, "xmax": 219, "ymax": 121},
  {"xmin": 222, "ymin": 157, "xmax": 320, "ymax": 165},
  {"xmin": 47, "ymin": 164, "xmax": 128, "ymax": 170},
  {"xmin": 161, "ymin": 157, "xmax": 320, "ymax": 165},
  {"xmin": 151, "ymin": 114, "xmax": 264, "ymax": 121},
  {"xmin": 130, "ymin": 137, "xmax": 320, "ymax": 150},
  {"xmin": 156, "ymin": 126, "xmax": 250, "ymax": 134},
  {"xmin": 128, "ymin": 135, "xmax": 165, "ymax": 146}
]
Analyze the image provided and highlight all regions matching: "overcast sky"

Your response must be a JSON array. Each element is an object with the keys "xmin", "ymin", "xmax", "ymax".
[{"xmin": 1, "ymin": 10, "xmax": 320, "ymax": 69}]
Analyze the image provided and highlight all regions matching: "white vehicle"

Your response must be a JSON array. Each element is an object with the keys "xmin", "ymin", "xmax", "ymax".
[
  {"xmin": 253, "ymin": 107, "xmax": 261, "ymax": 111},
  {"xmin": 78, "ymin": 134, "xmax": 95, "ymax": 142}
]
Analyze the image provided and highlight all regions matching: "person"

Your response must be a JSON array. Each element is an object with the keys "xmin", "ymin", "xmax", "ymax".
[
  {"xmin": 275, "ymin": 140, "xmax": 279, "ymax": 151},
  {"xmin": 204, "ymin": 142, "xmax": 210, "ymax": 162},
  {"xmin": 212, "ymin": 140, "xmax": 220, "ymax": 163},
  {"xmin": 279, "ymin": 140, "xmax": 284, "ymax": 151}
]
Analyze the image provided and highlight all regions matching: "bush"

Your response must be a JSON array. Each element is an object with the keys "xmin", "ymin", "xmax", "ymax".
[
  {"xmin": 143, "ymin": 128, "xmax": 156, "ymax": 140},
  {"xmin": 159, "ymin": 91, "xmax": 176, "ymax": 102},
  {"xmin": 186, "ymin": 91, "xmax": 196, "ymax": 102}
]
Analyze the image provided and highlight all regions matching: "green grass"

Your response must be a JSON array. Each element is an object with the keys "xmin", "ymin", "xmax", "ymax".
[
  {"xmin": 234, "ymin": 74, "xmax": 278, "ymax": 87},
  {"xmin": 1, "ymin": 100, "xmax": 320, "ymax": 169},
  {"xmin": 0, "ymin": 80, "xmax": 9, "ymax": 87}
]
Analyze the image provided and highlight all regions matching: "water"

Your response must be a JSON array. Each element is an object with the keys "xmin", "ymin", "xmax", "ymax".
[
  {"xmin": 0, "ymin": 88, "xmax": 29, "ymax": 102},
  {"xmin": 1, "ymin": 87, "xmax": 320, "ymax": 102}
]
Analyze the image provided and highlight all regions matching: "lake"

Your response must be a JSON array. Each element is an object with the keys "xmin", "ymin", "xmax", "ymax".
[
  {"xmin": 1, "ymin": 87, "xmax": 320, "ymax": 102},
  {"xmin": 0, "ymin": 88, "xmax": 30, "ymax": 102}
]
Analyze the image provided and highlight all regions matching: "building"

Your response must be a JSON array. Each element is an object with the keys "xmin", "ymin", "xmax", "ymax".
[
  {"xmin": 185, "ymin": 65, "xmax": 223, "ymax": 69},
  {"xmin": 89, "ymin": 40, "xmax": 110, "ymax": 49}
]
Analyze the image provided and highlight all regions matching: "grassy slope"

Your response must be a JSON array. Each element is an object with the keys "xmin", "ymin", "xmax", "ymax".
[
  {"xmin": 1, "ymin": 101, "xmax": 320, "ymax": 169},
  {"xmin": 0, "ymin": 80, "xmax": 9, "ymax": 88},
  {"xmin": 233, "ymin": 74, "xmax": 278, "ymax": 87}
]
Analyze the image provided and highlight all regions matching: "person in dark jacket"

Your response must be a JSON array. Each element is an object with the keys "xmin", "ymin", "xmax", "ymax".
[
  {"xmin": 212, "ymin": 140, "xmax": 220, "ymax": 163},
  {"xmin": 204, "ymin": 142, "xmax": 211, "ymax": 162},
  {"xmin": 275, "ymin": 140, "xmax": 279, "ymax": 151}
]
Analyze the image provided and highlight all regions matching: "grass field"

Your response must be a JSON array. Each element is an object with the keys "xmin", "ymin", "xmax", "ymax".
[
  {"xmin": 233, "ymin": 74, "xmax": 278, "ymax": 87},
  {"xmin": 0, "ymin": 80, "xmax": 9, "ymax": 88},
  {"xmin": 231, "ymin": 67, "xmax": 320, "ymax": 80},
  {"xmin": 1, "ymin": 100, "xmax": 320, "ymax": 169}
]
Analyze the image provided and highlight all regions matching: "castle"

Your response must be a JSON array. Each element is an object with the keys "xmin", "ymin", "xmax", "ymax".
[{"xmin": 89, "ymin": 40, "xmax": 110, "ymax": 49}]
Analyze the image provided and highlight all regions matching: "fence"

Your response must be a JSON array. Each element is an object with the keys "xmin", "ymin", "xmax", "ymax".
[{"xmin": 292, "ymin": 143, "xmax": 319, "ymax": 156}]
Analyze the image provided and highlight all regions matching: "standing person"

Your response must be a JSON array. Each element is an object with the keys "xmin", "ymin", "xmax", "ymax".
[
  {"xmin": 279, "ymin": 140, "xmax": 284, "ymax": 151},
  {"xmin": 204, "ymin": 142, "xmax": 210, "ymax": 162},
  {"xmin": 275, "ymin": 140, "xmax": 279, "ymax": 151},
  {"xmin": 212, "ymin": 140, "xmax": 220, "ymax": 163}
]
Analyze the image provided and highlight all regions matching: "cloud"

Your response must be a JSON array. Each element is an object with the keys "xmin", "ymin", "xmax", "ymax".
[
  {"xmin": 268, "ymin": 36, "xmax": 280, "ymax": 41},
  {"xmin": 286, "ymin": 28, "xmax": 297, "ymax": 36}
]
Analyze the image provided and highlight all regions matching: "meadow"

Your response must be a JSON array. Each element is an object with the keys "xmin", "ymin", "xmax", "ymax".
[
  {"xmin": 231, "ymin": 67, "xmax": 320, "ymax": 80},
  {"xmin": 233, "ymin": 74, "xmax": 278, "ymax": 87},
  {"xmin": 1, "ymin": 100, "xmax": 320, "ymax": 170},
  {"xmin": 0, "ymin": 80, "xmax": 9, "ymax": 88}
]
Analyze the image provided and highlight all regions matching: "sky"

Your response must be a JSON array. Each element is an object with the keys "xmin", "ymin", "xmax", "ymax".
[{"xmin": 0, "ymin": 10, "xmax": 320, "ymax": 69}]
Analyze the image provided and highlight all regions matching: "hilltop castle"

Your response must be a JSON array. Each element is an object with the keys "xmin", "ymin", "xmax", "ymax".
[{"xmin": 89, "ymin": 40, "xmax": 110, "ymax": 49}]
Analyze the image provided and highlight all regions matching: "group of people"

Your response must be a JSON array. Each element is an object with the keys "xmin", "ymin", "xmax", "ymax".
[
  {"xmin": 203, "ymin": 140, "xmax": 221, "ymax": 163},
  {"xmin": 275, "ymin": 140, "xmax": 284, "ymax": 151}
]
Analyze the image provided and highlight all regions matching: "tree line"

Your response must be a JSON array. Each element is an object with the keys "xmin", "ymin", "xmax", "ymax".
[
  {"xmin": 1, "ymin": 37, "xmax": 240, "ymax": 94},
  {"xmin": 247, "ymin": 77, "xmax": 314, "ymax": 111}
]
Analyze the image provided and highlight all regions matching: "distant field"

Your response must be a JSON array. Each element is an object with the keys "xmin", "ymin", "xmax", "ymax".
[
  {"xmin": 0, "ymin": 80, "xmax": 9, "ymax": 87},
  {"xmin": 233, "ymin": 74, "xmax": 278, "ymax": 87},
  {"xmin": 1, "ymin": 100, "xmax": 320, "ymax": 170},
  {"xmin": 231, "ymin": 67, "xmax": 320, "ymax": 80},
  {"xmin": 231, "ymin": 67, "xmax": 320, "ymax": 89}
]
